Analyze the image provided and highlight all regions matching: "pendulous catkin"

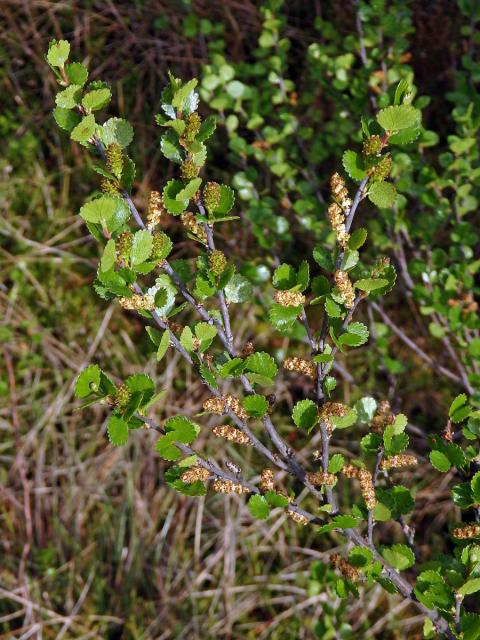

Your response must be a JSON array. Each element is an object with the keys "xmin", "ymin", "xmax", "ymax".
[
  {"xmin": 212, "ymin": 479, "xmax": 250, "ymax": 494},
  {"xmin": 306, "ymin": 471, "xmax": 336, "ymax": 486},
  {"xmin": 118, "ymin": 294, "xmax": 155, "ymax": 311},
  {"xmin": 371, "ymin": 400, "xmax": 395, "ymax": 434},
  {"xmin": 334, "ymin": 270, "xmax": 355, "ymax": 309},
  {"xmin": 203, "ymin": 395, "xmax": 248, "ymax": 421},
  {"xmin": 286, "ymin": 509, "xmax": 309, "ymax": 526},
  {"xmin": 212, "ymin": 424, "xmax": 251, "ymax": 445},
  {"xmin": 341, "ymin": 465, "xmax": 376, "ymax": 509},
  {"xmin": 283, "ymin": 356, "xmax": 316, "ymax": 379},
  {"xmin": 147, "ymin": 190, "xmax": 164, "ymax": 229},
  {"xmin": 274, "ymin": 290, "xmax": 306, "ymax": 307},
  {"xmin": 327, "ymin": 202, "xmax": 349, "ymax": 248},
  {"xmin": 330, "ymin": 554, "xmax": 360, "ymax": 582},
  {"xmin": 452, "ymin": 525, "xmax": 480, "ymax": 539},
  {"xmin": 380, "ymin": 454, "xmax": 418, "ymax": 470},
  {"xmin": 260, "ymin": 468, "xmax": 275, "ymax": 492},
  {"xmin": 330, "ymin": 173, "xmax": 352, "ymax": 211},
  {"xmin": 180, "ymin": 466, "xmax": 211, "ymax": 484}
]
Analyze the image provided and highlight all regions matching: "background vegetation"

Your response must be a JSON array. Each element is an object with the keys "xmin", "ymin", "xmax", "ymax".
[{"xmin": 1, "ymin": 1, "xmax": 479, "ymax": 638}]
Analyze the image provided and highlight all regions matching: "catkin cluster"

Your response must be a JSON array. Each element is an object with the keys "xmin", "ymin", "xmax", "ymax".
[
  {"xmin": 180, "ymin": 466, "xmax": 211, "ymax": 484},
  {"xmin": 380, "ymin": 454, "xmax": 418, "ymax": 470},
  {"xmin": 274, "ymin": 290, "xmax": 306, "ymax": 307},
  {"xmin": 181, "ymin": 211, "xmax": 207, "ymax": 242},
  {"xmin": 286, "ymin": 509, "xmax": 308, "ymax": 526},
  {"xmin": 330, "ymin": 554, "xmax": 360, "ymax": 582},
  {"xmin": 334, "ymin": 269, "xmax": 355, "ymax": 309},
  {"xmin": 212, "ymin": 424, "xmax": 251, "ymax": 445},
  {"xmin": 203, "ymin": 395, "xmax": 247, "ymax": 421},
  {"xmin": 283, "ymin": 357, "xmax": 316, "ymax": 379},
  {"xmin": 212, "ymin": 479, "xmax": 250, "ymax": 494},
  {"xmin": 147, "ymin": 190, "xmax": 164, "ymax": 229},
  {"xmin": 452, "ymin": 525, "xmax": 480, "ymax": 539},
  {"xmin": 342, "ymin": 465, "xmax": 376, "ymax": 509},
  {"xmin": 119, "ymin": 294, "xmax": 155, "ymax": 311},
  {"xmin": 306, "ymin": 471, "xmax": 336, "ymax": 486}
]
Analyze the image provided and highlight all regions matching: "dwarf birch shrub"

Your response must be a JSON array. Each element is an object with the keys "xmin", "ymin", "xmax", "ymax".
[{"xmin": 46, "ymin": 38, "xmax": 480, "ymax": 639}]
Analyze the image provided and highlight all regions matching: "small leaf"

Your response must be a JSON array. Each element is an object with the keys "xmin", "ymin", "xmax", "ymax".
[
  {"xmin": 75, "ymin": 364, "xmax": 102, "ymax": 398},
  {"xmin": 458, "ymin": 578, "xmax": 480, "ymax": 596},
  {"xmin": 376, "ymin": 105, "xmax": 421, "ymax": 132},
  {"xmin": 430, "ymin": 450, "xmax": 451, "ymax": 473},
  {"xmin": 342, "ymin": 150, "xmax": 366, "ymax": 180},
  {"xmin": 368, "ymin": 182, "xmax": 397, "ymax": 209},
  {"xmin": 197, "ymin": 115, "xmax": 217, "ymax": 141},
  {"xmin": 101, "ymin": 239, "xmax": 116, "ymax": 272},
  {"xmin": 131, "ymin": 230, "xmax": 153, "ymax": 267},
  {"xmin": 242, "ymin": 395, "xmax": 269, "ymax": 418},
  {"xmin": 348, "ymin": 228, "xmax": 368, "ymax": 250},
  {"xmin": 355, "ymin": 278, "xmax": 389, "ymax": 292},
  {"xmin": 82, "ymin": 88, "xmax": 112, "ymax": 112},
  {"xmin": 156, "ymin": 330, "xmax": 171, "ymax": 362},
  {"xmin": 381, "ymin": 544, "xmax": 415, "ymax": 571},
  {"xmin": 328, "ymin": 454, "xmax": 345, "ymax": 473},
  {"xmin": 55, "ymin": 84, "xmax": 82, "ymax": 109},
  {"xmin": 65, "ymin": 62, "xmax": 88, "ymax": 86},
  {"xmin": 265, "ymin": 491, "xmax": 290, "ymax": 508},
  {"xmin": 356, "ymin": 397, "xmax": 377, "ymax": 423},
  {"xmin": 224, "ymin": 274, "xmax": 253, "ymax": 303},
  {"xmin": 100, "ymin": 117, "xmax": 134, "ymax": 148},
  {"xmin": 176, "ymin": 178, "xmax": 202, "ymax": 201},
  {"xmin": 471, "ymin": 471, "xmax": 480, "ymax": 502},
  {"xmin": 53, "ymin": 107, "xmax": 81, "ymax": 132},
  {"xmin": 244, "ymin": 351, "xmax": 277, "ymax": 383},
  {"xmin": 330, "ymin": 409, "xmax": 357, "ymax": 430},
  {"xmin": 248, "ymin": 494, "xmax": 270, "ymax": 520},
  {"xmin": 269, "ymin": 304, "xmax": 300, "ymax": 331},
  {"xmin": 47, "ymin": 39, "xmax": 70, "ymax": 67},
  {"xmin": 292, "ymin": 399, "xmax": 318, "ymax": 431},
  {"xmin": 163, "ymin": 179, "xmax": 189, "ymax": 215},
  {"xmin": 273, "ymin": 263, "xmax": 297, "ymax": 290},
  {"xmin": 70, "ymin": 114, "xmax": 96, "ymax": 143},
  {"xmin": 107, "ymin": 415, "xmax": 129, "ymax": 446},
  {"xmin": 211, "ymin": 185, "xmax": 235, "ymax": 217}
]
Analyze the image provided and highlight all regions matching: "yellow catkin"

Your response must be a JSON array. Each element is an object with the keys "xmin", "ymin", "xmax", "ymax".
[
  {"xmin": 274, "ymin": 290, "xmax": 306, "ymax": 307},
  {"xmin": 260, "ymin": 469, "xmax": 275, "ymax": 492},
  {"xmin": 342, "ymin": 464, "xmax": 360, "ymax": 478},
  {"xmin": 306, "ymin": 471, "xmax": 336, "ymax": 486},
  {"xmin": 118, "ymin": 294, "xmax": 155, "ymax": 311},
  {"xmin": 452, "ymin": 525, "xmax": 480, "ymax": 539},
  {"xmin": 319, "ymin": 402, "xmax": 349, "ymax": 434},
  {"xmin": 334, "ymin": 270, "xmax": 355, "ymax": 309},
  {"xmin": 147, "ymin": 190, "xmax": 164, "ymax": 229},
  {"xmin": 212, "ymin": 479, "xmax": 250, "ymax": 494},
  {"xmin": 380, "ymin": 454, "xmax": 418, "ymax": 470},
  {"xmin": 283, "ymin": 356, "xmax": 316, "ymax": 379},
  {"xmin": 180, "ymin": 466, "xmax": 211, "ymax": 484},
  {"xmin": 330, "ymin": 173, "xmax": 352, "ymax": 211},
  {"xmin": 286, "ymin": 509, "xmax": 309, "ymax": 526},
  {"xmin": 327, "ymin": 202, "xmax": 350, "ymax": 248},
  {"xmin": 212, "ymin": 424, "xmax": 251, "ymax": 445},
  {"xmin": 330, "ymin": 554, "xmax": 360, "ymax": 582},
  {"xmin": 181, "ymin": 211, "xmax": 207, "ymax": 242}
]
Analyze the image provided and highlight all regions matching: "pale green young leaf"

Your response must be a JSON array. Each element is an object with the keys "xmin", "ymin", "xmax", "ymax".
[
  {"xmin": 248, "ymin": 494, "xmax": 270, "ymax": 520},
  {"xmin": 101, "ymin": 239, "xmax": 116, "ymax": 272},
  {"xmin": 75, "ymin": 364, "xmax": 102, "ymax": 398},
  {"xmin": 47, "ymin": 39, "xmax": 70, "ymax": 68},
  {"xmin": 131, "ymin": 230, "xmax": 153, "ymax": 266},
  {"xmin": 70, "ymin": 114, "xmax": 96, "ymax": 143},
  {"xmin": 107, "ymin": 415, "xmax": 129, "ymax": 446},
  {"xmin": 82, "ymin": 88, "xmax": 112, "ymax": 112},
  {"xmin": 376, "ymin": 105, "xmax": 421, "ymax": 132},
  {"xmin": 368, "ymin": 181, "xmax": 397, "ymax": 208}
]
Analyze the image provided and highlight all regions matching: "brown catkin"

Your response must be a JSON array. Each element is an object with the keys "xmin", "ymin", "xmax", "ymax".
[
  {"xmin": 334, "ymin": 270, "xmax": 355, "ymax": 308},
  {"xmin": 181, "ymin": 211, "xmax": 207, "ymax": 242},
  {"xmin": 212, "ymin": 479, "xmax": 250, "ymax": 494},
  {"xmin": 320, "ymin": 402, "xmax": 349, "ymax": 434},
  {"xmin": 119, "ymin": 294, "xmax": 155, "ymax": 311},
  {"xmin": 371, "ymin": 400, "xmax": 395, "ymax": 434},
  {"xmin": 330, "ymin": 554, "xmax": 360, "ymax": 582},
  {"xmin": 342, "ymin": 464, "xmax": 360, "ymax": 478},
  {"xmin": 381, "ymin": 454, "xmax": 418, "ymax": 470},
  {"xmin": 242, "ymin": 341, "xmax": 254, "ymax": 357},
  {"xmin": 274, "ymin": 290, "xmax": 306, "ymax": 307},
  {"xmin": 327, "ymin": 202, "xmax": 349, "ymax": 248},
  {"xmin": 330, "ymin": 173, "xmax": 352, "ymax": 211},
  {"xmin": 147, "ymin": 191, "xmax": 164, "ymax": 229},
  {"xmin": 286, "ymin": 509, "xmax": 309, "ymax": 526},
  {"xmin": 180, "ymin": 466, "xmax": 210, "ymax": 484},
  {"xmin": 452, "ymin": 525, "xmax": 480, "ymax": 539},
  {"xmin": 260, "ymin": 469, "xmax": 274, "ymax": 492},
  {"xmin": 212, "ymin": 424, "xmax": 251, "ymax": 445},
  {"xmin": 283, "ymin": 356, "xmax": 316, "ymax": 379},
  {"xmin": 358, "ymin": 468, "xmax": 376, "ymax": 510},
  {"xmin": 306, "ymin": 471, "xmax": 336, "ymax": 486}
]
